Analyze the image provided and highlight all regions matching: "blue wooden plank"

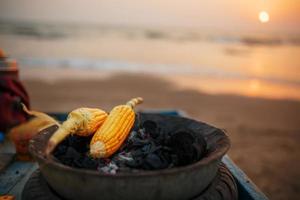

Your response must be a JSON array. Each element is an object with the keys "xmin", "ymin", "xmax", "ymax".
[
  {"xmin": 222, "ymin": 155, "xmax": 268, "ymax": 200},
  {"xmin": 140, "ymin": 109, "xmax": 187, "ymax": 117},
  {"xmin": 0, "ymin": 153, "xmax": 15, "ymax": 173},
  {"xmin": 48, "ymin": 112, "xmax": 68, "ymax": 121},
  {"xmin": 9, "ymin": 163, "xmax": 38, "ymax": 200},
  {"xmin": 0, "ymin": 161, "xmax": 36, "ymax": 195}
]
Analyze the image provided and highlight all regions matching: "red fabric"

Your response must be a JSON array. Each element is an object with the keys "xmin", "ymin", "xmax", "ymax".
[{"xmin": 0, "ymin": 76, "xmax": 30, "ymax": 132}]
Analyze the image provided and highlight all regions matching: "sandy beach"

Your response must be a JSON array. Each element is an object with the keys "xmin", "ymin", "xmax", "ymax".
[{"xmin": 21, "ymin": 68, "xmax": 300, "ymax": 200}]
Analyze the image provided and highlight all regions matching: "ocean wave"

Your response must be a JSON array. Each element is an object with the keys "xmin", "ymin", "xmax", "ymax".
[
  {"xmin": 18, "ymin": 57, "xmax": 300, "ymax": 86},
  {"xmin": 0, "ymin": 21, "xmax": 67, "ymax": 39},
  {"xmin": 1, "ymin": 21, "xmax": 299, "ymax": 46}
]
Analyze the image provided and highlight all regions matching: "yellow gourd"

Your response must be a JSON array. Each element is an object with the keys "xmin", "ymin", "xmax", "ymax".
[{"xmin": 90, "ymin": 97, "xmax": 143, "ymax": 158}]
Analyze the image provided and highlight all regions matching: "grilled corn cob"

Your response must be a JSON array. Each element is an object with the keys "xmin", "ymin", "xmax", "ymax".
[
  {"xmin": 90, "ymin": 97, "xmax": 143, "ymax": 158},
  {"xmin": 45, "ymin": 108, "xmax": 108, "ymax": 155}
]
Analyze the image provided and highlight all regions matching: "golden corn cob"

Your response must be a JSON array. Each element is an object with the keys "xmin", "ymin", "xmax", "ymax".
[
  {"xmin": 45, "ymin": 108, "xmax": 108, "ymax": 155},
  {"xmin": 90, "ymin": 97, "xmax": 143, "ymax": 158}
]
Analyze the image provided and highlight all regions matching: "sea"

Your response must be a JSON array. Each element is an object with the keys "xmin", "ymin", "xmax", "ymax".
[{"xmin": 1, "ymin": 21, "xmax": 300, "ymax": 100}]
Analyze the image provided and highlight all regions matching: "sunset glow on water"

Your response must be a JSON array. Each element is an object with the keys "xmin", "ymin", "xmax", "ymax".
[
  {"xmin": 0, "ymin": 0, "xmax": 300, "ymax": 101},
  {"xmin": 1, "ymin": 25, "xmax": 299, "ymax": 101}
]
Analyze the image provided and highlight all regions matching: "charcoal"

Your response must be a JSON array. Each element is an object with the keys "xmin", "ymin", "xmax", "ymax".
[
  {"xmin": 59, "ymin": 147, "xmax": 80, "ymax": 166},
  {"xmin": 117, "ymin": 153, "xmax": 134, "ymax": 162},
  {"xmin": 122, "ymin": 157, "xmax": 143, "ymax": 168},
  {"xmin": 99, "ymin": 161, "xmax": 118, "ymax": 174},
  {"xmin": 68, "ymin": 135, "xmax": 91, "ymax": 153},
  {"xmin": 130, "ymin": 149, "xmax": 145, "ymax": 157},
  {"xmin": 156, "ymin": 151, "xmax": 171, "ymax": 167},
  {"xmin": 53, "ymin": 119, "xmax": 207, "ymax": 173},
  {"xmin": 79, "ymin": 156, "xmax": 98, "ymax": 169},
  {"xmin": 73, "ymin": 157, "xmax": 84, "ymax": 167},
  {"xmin": 155, "ymin": 131, "xmax": 170, "ymax": 146},
  {"xmin": 143, "ymin": 153, "xmax": 163, "ymax": 169},
  {"xmin": 141, "ymin": 143, "xmax": 154, "ymax": 153},
  {"xmin": 137, "ymin": 128, "xmax": 149, "ymax": 139},
  {"xmin": 168, "ymin": 131, "xmax": 199, "ymax": 166},
  {"xmin": 170, "ymin": 154, "xmax": 179, "ymax": 166},
  {"xmin": 128, "ymin": 137, "xmax": 151, "ymax": 147},
  {"xmin": 53, "ymin": 143, "xmax": 67, "ymax": 157},
  {"xmin": 97, "ymin": 159, "xmax": 110, "ymax": 168},
  {"xmin": 127, "ymin": 130, "xmax": 138, "ymax": 141},
  {"xmin": 143, "ymin": 120, "xmax": 159, "ymax": 138},
  {"xmin": 65, "ymin": 147, "xmax": 80, "ymax": 160}
]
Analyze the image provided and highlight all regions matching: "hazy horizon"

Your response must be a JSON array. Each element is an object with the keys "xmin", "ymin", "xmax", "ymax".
[{"xmin": 1, "ymin": 0, "xmax": 300, "ymax": 34}]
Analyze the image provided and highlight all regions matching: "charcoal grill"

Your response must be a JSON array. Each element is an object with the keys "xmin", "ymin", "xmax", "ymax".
[
  {"xmin": 0, "ymin": 110, "xmax": 268, "ymax": 200},
  {"xmin": 28, "ymin": 113, "xmax": 230, "ymax": 200}
]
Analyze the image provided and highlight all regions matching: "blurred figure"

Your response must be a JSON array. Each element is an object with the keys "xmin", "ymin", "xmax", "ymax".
[
  {"xmin": 0, "ymin": 49, "xmax": 59, "ymax": 160},
  {"xmin": 0, "ymin": 49, "xmax": 30, "ymax": 133}
]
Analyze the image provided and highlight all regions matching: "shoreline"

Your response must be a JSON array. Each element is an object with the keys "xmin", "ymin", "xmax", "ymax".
[{"xmin": 20, "ymin": 67, "xmax": 300, "ymax": 102}]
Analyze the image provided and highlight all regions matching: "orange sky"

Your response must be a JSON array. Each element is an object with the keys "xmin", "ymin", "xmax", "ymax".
[{"xmin": 0, "ymin": 0, "xmax": 299, "ymax": 33}]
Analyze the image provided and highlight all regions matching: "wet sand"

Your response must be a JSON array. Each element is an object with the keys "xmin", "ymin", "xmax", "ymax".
[{"xmin": 22, "ymin": 70, "xmax": 300, "ymax": 200}]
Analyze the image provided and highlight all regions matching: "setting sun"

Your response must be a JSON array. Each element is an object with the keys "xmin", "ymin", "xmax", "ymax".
[{"xmin": 259, "ymin": 11, "xmax": 270, "ymax": 23}]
